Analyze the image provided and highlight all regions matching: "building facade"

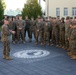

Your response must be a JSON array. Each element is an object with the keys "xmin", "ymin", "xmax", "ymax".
[{"xmin": 45, "ymin": 0, "xmax": 76, "ymax": 18}]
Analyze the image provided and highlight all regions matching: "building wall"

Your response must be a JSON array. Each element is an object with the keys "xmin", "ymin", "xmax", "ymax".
[{"xmin": 45, "ymin": 0, "xmax": 76, "ymax": 18}]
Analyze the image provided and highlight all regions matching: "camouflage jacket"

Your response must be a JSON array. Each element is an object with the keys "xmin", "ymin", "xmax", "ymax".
[{"xmin": 1, "ymin": 24, "xmax": 10, "ymax": 42}]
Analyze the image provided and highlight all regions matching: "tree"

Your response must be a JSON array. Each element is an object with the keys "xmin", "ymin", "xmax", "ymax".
[
  {"xmin": 22, "ymin": 0, "xmax": 42, "ymax": 19},
  {"xmin": 0, "ymin": 0, "xmax": 6, "ymax": 21}
]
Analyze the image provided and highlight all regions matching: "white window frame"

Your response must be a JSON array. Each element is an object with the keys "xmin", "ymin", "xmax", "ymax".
[
  {"xmin": 72, "ymin": 7, "xmax": 76, "ymax": 16},
  {"xmin": 56, "ymin": 8, "xmax": 60, "ymax": 16},
  {"xmin": 64, "ymin": 8, "xmax": 68, "ymax": 16}
]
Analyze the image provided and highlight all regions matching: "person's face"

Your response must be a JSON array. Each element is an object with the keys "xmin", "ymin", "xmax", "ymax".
[
  {"xmin": 53, "ymin": 19, "xmax": 56, "ymax": 22},
  {"xmin": 38, "ymin": 15, "xmax": 40, "ymax": 18},
  {"xmin": 38, "ymin": 19, "xmax": 41, "ymax": 22},
  {"xmin": 19, "ymin": 16, "xmax": 22, "ymax": 20},
  {"xmin": 74, "ymin": 19, "xmax": 76, "ymax": 21},
  {"xmin": 45, "ymin": 18, "xmax": 48, "ymax": 21},
  {"xmin": 31, "ymin": 18, "xmax": 34, "ymax": 21},
  {"xmin": 49, "ymin": 18, "xmax": 52, "ymax": 21},
  {"xmin": 45, "ymin": 22, "xmax": 48, "ymax": 26},
  {"xmin": 4, "ymin": 20, "xmax": 9, "ymax": 25},
  {"xmin": 9, "ymin": 18, "xmax": 12, "ymax": 21},
  {"xmin": 13, "ymin": 18, "xmax": 15, "ymax": 21},
  {"xmin": 66, "ymin": 19, "xmax": 69, "ymax": 23},
  {"xmin": 61, "ymin": 19, "xmax": 64, "ymax": 22},
  {"xmin": 25, "ymin": 16, "xmax": 28, "ymax": 20},
  {"xmin": 16, "ymin": 16, "xmax": 18, "ymax": 20},
  {"xmin": 41, "ymin": 18, "xmax": 43, "ymax": 21},
  {"xmin": 4, "ymin": 16, "xmax": 7, "ymax": 19}
]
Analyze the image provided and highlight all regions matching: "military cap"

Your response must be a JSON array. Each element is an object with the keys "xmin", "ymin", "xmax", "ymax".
[
  {"xmin": 74, "ymin": 17, "xmax": 76, "ymax": 19},
  {"xmin": 4, "ymin": 18, "xmax": 9, "ymax": 21},
  {"xmin": 53, "ymin": 17, "xmax": 56, "ymax": 19},
  {"xmin": 70, "ymin": 17, "xmax": 73, "ymax": 19},
  {"xmin": 49, "ymin": 16, "xmax": 51, "ymax": 18},
  {"xmin": 38, "ymin": 17, "xmax": 41, "ymax": 19},
  {"xmin": 66, "ymin": 16, "xmax": 69, "ymax": 20},
  {"xmin": 61, "ymin": 17, "xmax": 65, "ymax": 20},
  {"xmin": 9, "ymin": 16, "xmax": 12, "ymax": 18}
]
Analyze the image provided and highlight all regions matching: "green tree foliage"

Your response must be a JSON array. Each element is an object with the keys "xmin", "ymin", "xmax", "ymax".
[
  {"xmin": 0, "ymin": 0, "xmax": 6, "ymax": 21},
  {"xmin": 22, "ymin": 0, "xmax": 42, "ymax": 19}
]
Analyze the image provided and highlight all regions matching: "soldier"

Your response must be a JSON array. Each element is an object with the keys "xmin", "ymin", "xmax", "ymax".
[
  {"xmin": 67, "ymin": 17, "xmax": 76, "ymax": 56},
  {"xmin": 8, "ymin": 17, "xmax": 13, "ymax": 30},
  {"xmin": 51, "ymin": 17, "xmax": 59, "ymax": 47},
  {"xmin": 48, "ymin": 16, "xmax": 52, "ymax": 41},
  {"xmin": 35, "ymin": 18, "xmax": 43, "ymax": 45},
  {"xmin": 12, "ymin": 17, "xmax": 16, "ymax": 44},
  {"xmin": 1, "ymin": 19, "xmax": 15, "ymax": 60},
  {"xmin": 15, "ymin": 15, "xmax": 19, "ymax": 42},
  {"xmin": 69, "ymin": 17, "xmax": 73, "ymax": 23},
  {"xmin": 43, "ymin": 21, "xmax": 51, "ymax": 46},
  {"xmin": 68, "ymin": 25, "xmax": 76, "ymax": 59},
  {"xmin": 8, "ymin": 17, "xmax": 14, "ymax": 43},
  {"xmin": 59, "ymin": 17, "xmax": 65, "ymax": 48},
  {"xmin": 65, "ymin": 17, "xmax": 70, "ymax": 50},
  {"xmin": 25, "ymin": 16, "xmax": 30, "ymax": 41},
  {"xmin": 17, "ymin": 15, "xmax": 25, "ymax": 44},
  {"xmin": 29, "ymin": 17, "xmax": 36, "ymax": 42}
]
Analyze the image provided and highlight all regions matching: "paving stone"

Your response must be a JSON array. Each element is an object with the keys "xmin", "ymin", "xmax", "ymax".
[{"xmin": 0, "ymin": 35, "xmax": 76, "ymax": 75}]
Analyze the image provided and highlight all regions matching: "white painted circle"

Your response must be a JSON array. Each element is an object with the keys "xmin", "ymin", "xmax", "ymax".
[{"xmin": 13, "ymin": 50, "xmax": 50, "ymax": 58}]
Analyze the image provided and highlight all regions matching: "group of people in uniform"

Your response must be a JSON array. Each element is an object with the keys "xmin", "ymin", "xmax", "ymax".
[{"xmin": 0, "ymin": 14, "xmax": 76, "ymax": 60}]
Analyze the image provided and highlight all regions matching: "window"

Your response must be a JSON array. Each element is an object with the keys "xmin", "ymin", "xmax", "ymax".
[
  {"xmin": 72, "ymin": 7, "xmax": 76, "ymax": 16},
  {"xmin": 56, "ymin": 8, "xmax": 60, "ymax": 16},
  {"xmin": 64, "ymin": 8, "xmax": 68, "ymax": 16}
]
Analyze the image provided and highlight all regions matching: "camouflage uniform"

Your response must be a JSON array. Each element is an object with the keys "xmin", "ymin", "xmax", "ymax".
[
  {"xmin": 68, "ymin": 21, "xmax": 76, "ymax": 56},
  {"xmin": 1, "ymin": 24, "xmax": 10, "ymax": 59},
  {"xmin": 29, "ymin": 19, "xmax": 36, "ymax": 41},
  {"xmin": 69, "ymin": 27, "xmax": 76, "ymax": 59},
  {"xmin": 65, "ymin": 22, "xmax": 70, "ymax": 50},
  {"xmin": 51, "ymin": 21, "xmax": 59, "ymax": 46},
  {"xmin": 12, "ymin": 20, "xmax": 16, "ymax": 43},
  {"xmin": 59, "ymin": 22, "xmax": 65, "ymax": 48},
  {"xmin": 43, "ymin": 21, "xmax": 51, "ymax": 45},
  {"xmin": 35, "ymin": 21, "xmax": 43, "ymax": 44},
  {"xmin": 17, "ymin": 20, "xmax": 25, "ymax": 43}
]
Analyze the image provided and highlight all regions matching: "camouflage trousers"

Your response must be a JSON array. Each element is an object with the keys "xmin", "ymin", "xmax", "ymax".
[
  {"xmin": 17, "ymin": 29, "xmax": 25, "ymax": 42},
  {"xmin": 59, "ymin": 32, "xmax": 65, "ymax": 46},
  {"xmin": 65, "ymin": 35, "xmax": 69, "ymax": 49},
  {"xmin": 3, "ymin": 41, "xmax": 10, "ymax": 56},
  {"xmin": 70, "ymin": 40, "xmax": 76, "ymax": 55},
  {"xmin": 35, "ymin": 31, "xmax": 43, "ymax": 43},
  {"xmin": 52, "ymin": 31, "xmax": 59, "ymax": 45},
  {"xmin": 44, "ymin": 32, "xmax": 50, "ymax": 44},
  {"xmin": 12, "ymin": 34, "xmax": 16, "ymax": 42},
  {"xmin": 30, "ymin": 30, "xmax": 36, "ymax": 40}
]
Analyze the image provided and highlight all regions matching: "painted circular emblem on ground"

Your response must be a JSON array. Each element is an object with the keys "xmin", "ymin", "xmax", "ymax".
[{"xmin": 13, "ymin": 50, "xmax": 50, "ymax": 58}]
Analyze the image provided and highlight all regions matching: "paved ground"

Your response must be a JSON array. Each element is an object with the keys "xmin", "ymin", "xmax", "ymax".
[{"xmin": 0, "ymin": 36, "xmax": 76, "ymax": 75}]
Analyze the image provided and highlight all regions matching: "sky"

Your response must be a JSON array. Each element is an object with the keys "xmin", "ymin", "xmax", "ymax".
[{"xmin": 4, "ymin": 0, "xmax": 45, "ymax": 10}]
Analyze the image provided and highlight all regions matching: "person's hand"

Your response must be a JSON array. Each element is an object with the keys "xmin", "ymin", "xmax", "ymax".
[
  {"xmin": 68, "ymin": 38, "xmax": 69, "ymax": 41},
  {"xmin": 11, "ymin": 31, "xmax": 15, "ymax": 34},
  {"xmin": 19, "ymin": 28, "xmax": 22, "ymax": 30},
  {"xmin": 70, "ymin": 25, "xmax": 72, "ymax": 28},
  {"xmin": 10, "ymin": 30, "xmax": 12, "ymax": 32},
  {"xmin": 37, "ymin": 30, "xmax": 39, "ymax": 32}
]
